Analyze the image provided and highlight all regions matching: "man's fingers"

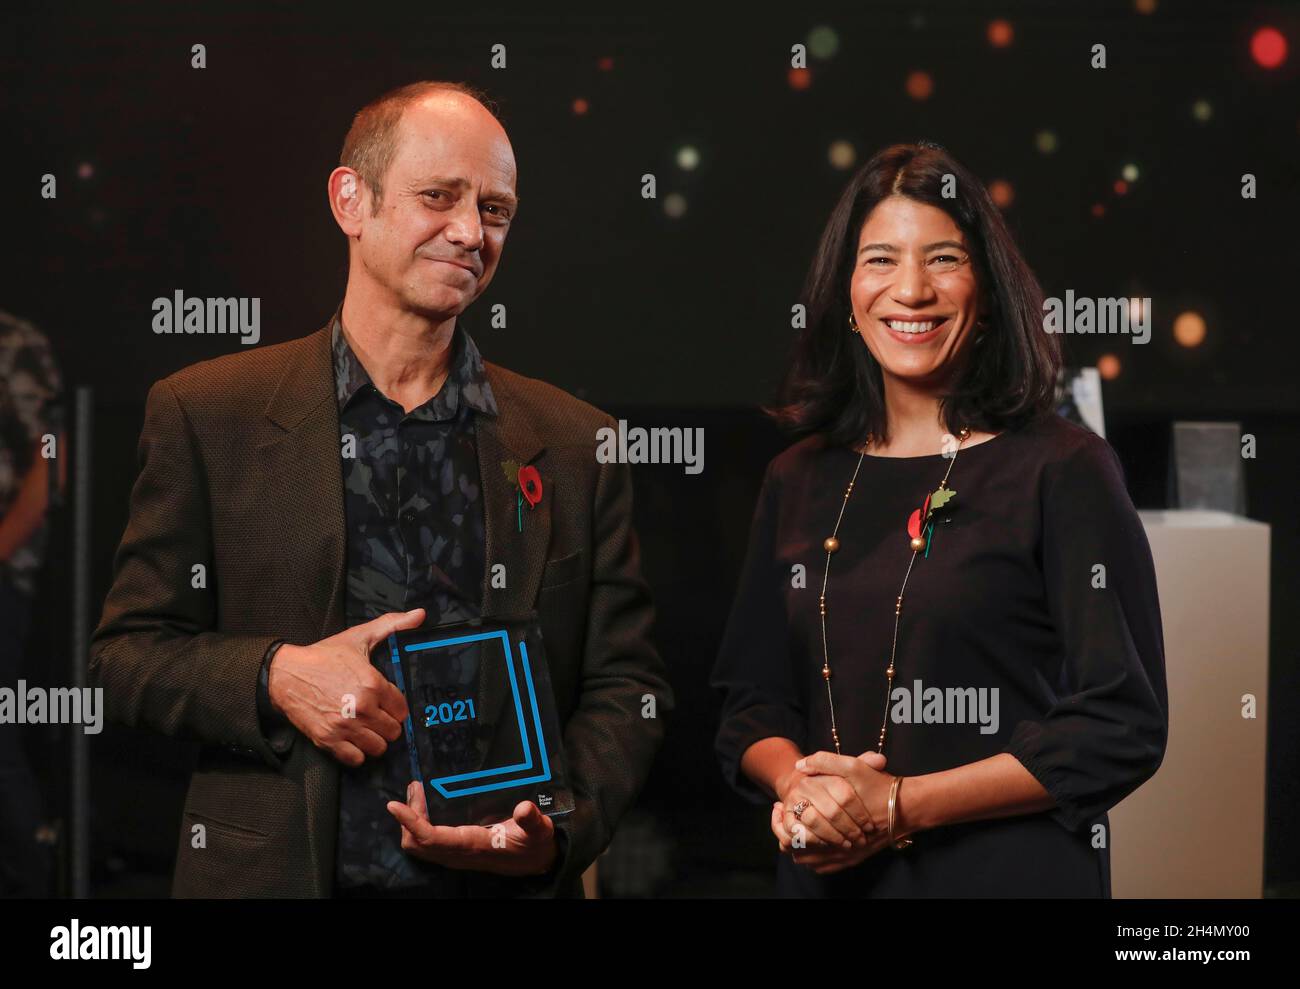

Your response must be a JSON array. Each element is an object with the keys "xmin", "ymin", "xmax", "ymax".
[
  {"xmin": 387, "ymin": 798, "xmax": 484, "ymax": 852},
  {"xmin": 343, "ymin": 722, "xmax": 387, "ymax": 758},
  {"xmin": 386, "ymin": 800, "xmax": 437, "ymax": 845},
  {"xmin": 417, "ymin": 824, "xmax": 488, "ymax": 854},
  {"xmin": 513, "ymin": 801, "xmax": 551, "ymax": 838},
  {"xmin": 366, "ymin": 707, "xmax": 404, "ymax": 744},
  {"xmin": 357, "ymin": 608, "xmax": 426, "ymax": 650},
  {"xmin": 327, "ymin": 739, "xmax": 367, "ymax": 768},
  {"xmin": 407, "ymin": 780, "xmax": 428, "ymax": 818},
  {"xmin": 374, "ymin": 680, "xmax": 409, "ymax": 723}
]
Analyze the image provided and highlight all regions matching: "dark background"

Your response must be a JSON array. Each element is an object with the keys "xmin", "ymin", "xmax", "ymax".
[{"xmin": 3, "ymin": 0, "xmax": 1297, "ymax": 896}]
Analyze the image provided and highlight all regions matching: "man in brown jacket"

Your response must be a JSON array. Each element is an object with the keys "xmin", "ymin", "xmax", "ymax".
[{"xmin": 89, "ymin": 81, "xmax": 671, "ymax": 897}]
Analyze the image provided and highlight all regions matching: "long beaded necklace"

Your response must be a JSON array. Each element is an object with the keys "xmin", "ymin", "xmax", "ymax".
[{"xmin": 818, "ymin": 426, "xmax": 971, "ymax": 758}]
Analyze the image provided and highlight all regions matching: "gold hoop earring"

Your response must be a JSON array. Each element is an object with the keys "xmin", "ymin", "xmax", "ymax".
[{"xmin": 848, "ymin": 313, "xmax": 860, "ymax": 333}]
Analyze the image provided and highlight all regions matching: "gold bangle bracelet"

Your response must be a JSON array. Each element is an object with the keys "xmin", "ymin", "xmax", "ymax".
[{"xmin": 889, "ymin": 775, "xmax": 914, "ymax": 850}]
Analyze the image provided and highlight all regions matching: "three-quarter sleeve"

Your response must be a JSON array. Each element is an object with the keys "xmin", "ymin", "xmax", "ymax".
[
  {"xmin": 712, "ymin": 460, "xmax": 806, "ymax": 804},
  {"xmin": 1002, "ymin": 436, "xmax": 1169, "ymax": 832}
]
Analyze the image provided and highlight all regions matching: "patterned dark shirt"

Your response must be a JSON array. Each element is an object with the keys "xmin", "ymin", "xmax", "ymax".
[
  {"xmin": 331, "ymin": 312, "xmax": 498, "ymax": 891},
  {"xmin": 0, "ymin": 311, "xmax": 63, "ymax": 598}
]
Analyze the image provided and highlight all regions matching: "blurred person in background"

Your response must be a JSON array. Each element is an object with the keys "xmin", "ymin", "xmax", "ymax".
[{"xmin": 0, "ymin": 309, "xmax": 63, "ymax": 897}]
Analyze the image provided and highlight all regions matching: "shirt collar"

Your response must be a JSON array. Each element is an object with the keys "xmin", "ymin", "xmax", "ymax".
[{"xmin": 331, "ymin": 312, "xmax": 498, "ymax": 419}]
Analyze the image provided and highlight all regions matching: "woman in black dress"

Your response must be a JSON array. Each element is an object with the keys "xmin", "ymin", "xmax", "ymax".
[{"xmin": 712, "ymin": 142, "xmax": 1168, "ymax": 897}]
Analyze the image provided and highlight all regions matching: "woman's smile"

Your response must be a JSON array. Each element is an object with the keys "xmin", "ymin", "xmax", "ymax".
[{"xmin": 877, "ymin": 314, "xmax": 952, "ymax": 344}]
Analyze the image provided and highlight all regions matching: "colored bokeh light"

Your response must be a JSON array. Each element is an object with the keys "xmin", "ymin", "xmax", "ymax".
[
  {"xmin": 808, "ymin": 26, "xmax": 839, "ymax": 59},
  {"xmin": 676, "ymin": 145, "xmax": 700, "ymax": 171},
  {"xmin": 1097, "ymin": 354, "xmax": 1121, "ymax": 380},
  {"xmin": 572, "ymin": 98, "xmax": 589, "ymax": 115},
  {"xmin": 828, "ymin": 140, "xmax": 856, "ymax": 170},
  {"xmin": 1250, "ymin": 26, "xmax": 1287, "ymax": 69},
  {"xmin": 906, "ymin": 71, "xmax": 933, "ymax": 100},
  {"xmin": 988, "ymin": 180, "xmax": 1014, "ymax": 208},
  {"xmin": 789, "ymin": 67, "xmax": 812, "ymax": 90},
  {"xmin": 988, "ymin": 20, "xmax": 1014, "ymax": 48},
  {"xmin": 1173, "ymin": 311, "xmax": 1207, "ymax": 348},
  {"xmin": 664, "ymin": 193, "xmax": 687, "ymax": 218},
  {"xmin": 1035, "ymin": 130, "xmax": 1058, "ymax": 154}
]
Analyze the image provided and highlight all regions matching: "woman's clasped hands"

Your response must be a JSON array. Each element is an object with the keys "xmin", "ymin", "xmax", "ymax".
[{"xmin": 772, "ymin": 750, "xmax": 900, "ymax": 875}]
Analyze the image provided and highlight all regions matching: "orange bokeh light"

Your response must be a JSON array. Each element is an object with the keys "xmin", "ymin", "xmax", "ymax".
[
  {"xmin": 988, "ymin": 180, "xmax": 1014, "ymax": 208},
  {"xmin": 1173, "ymin": 311, "xmax": 1207, "ymax": 348}
]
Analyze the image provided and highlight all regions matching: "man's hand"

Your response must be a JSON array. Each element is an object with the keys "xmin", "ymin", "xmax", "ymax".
[
  {"xmin": 267, "ymin": 608, "xmax": 425, "ymax": 767},
  {"xmin": 386, "ymin": 781, "xmax": 558, "ymax": 877}
]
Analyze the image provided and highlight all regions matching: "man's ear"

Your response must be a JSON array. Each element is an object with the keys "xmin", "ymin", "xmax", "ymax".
[{"xmin": 328, "ymin": 166, "xmax": 367, "ymax": 237}]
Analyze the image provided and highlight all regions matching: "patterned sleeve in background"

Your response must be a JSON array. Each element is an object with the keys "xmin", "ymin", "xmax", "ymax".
[{"xmin": 0, "ymin": 309, "xmax": 64, "ymax": 597}]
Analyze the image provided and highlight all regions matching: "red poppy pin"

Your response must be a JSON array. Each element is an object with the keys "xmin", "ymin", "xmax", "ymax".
[
  {"xmin": 502, "ymin": 460, "xmax": 543, "ymax": 531},
  {"xmin": 906, "ymin": 486, "xmax": 956, "ymax": 558}
]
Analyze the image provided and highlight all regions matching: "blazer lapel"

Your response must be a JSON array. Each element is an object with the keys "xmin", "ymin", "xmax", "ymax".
[
  {"xmin": 477, "ymin": 364, "xmax": 550, "ymax": 619},
  {"xmin": 256, "ymin": 325, "xmax": 349, "ymax": 640}
]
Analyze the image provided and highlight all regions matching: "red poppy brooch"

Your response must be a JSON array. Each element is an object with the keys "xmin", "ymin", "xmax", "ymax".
[{"xmin": 501, "ymin": 459, "xmax": 543, "ymax": 531}]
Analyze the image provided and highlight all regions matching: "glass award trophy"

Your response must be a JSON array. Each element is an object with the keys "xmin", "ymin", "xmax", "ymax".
[{"xmin": 379, "ymin": 614, "xmax": 575, "ymax": 827}]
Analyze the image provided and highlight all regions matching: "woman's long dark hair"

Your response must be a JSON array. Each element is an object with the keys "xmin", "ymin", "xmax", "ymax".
[{"xmin": 769, "ymin": 142, "xmax": 1061, "ymax": 447}]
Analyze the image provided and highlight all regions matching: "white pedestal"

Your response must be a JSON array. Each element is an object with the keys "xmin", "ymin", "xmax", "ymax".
[{"xmin": 1108, "ymin": 510, "xmax": 1269, "ymax": 898}]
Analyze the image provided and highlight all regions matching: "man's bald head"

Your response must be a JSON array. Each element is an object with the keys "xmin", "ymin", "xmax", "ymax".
[
  {"xmin": 329, "ymin": 81, "xmax": 517, "ymax": 322},
  {"xmin": 340, "ymin": 81, "xmax": 503, "ymax": 215}
]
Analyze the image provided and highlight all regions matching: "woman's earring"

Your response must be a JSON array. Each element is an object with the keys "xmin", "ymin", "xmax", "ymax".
[{"xmin": 848, "ymin": 313, "xmax": 860, "ymax": 333}]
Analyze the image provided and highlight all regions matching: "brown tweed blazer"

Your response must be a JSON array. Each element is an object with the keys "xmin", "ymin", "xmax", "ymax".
[{"xmin": 89, "ymin": 320, "xmax": 672, "ymax": 897}]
